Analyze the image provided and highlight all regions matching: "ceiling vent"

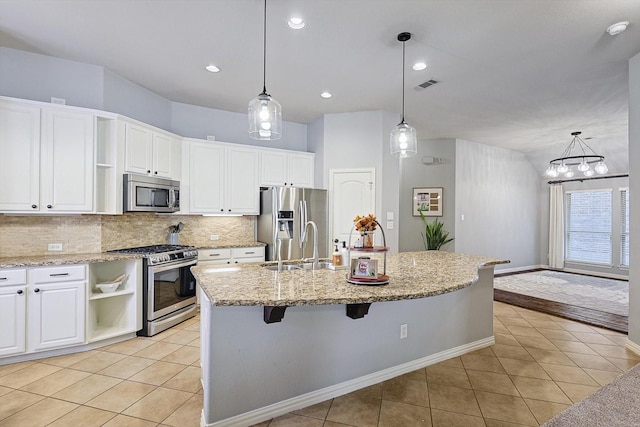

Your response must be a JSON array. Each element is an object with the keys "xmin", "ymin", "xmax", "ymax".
[{"xmin": 417, "ymin": 79, "xmax": 439, "ymax": 89}]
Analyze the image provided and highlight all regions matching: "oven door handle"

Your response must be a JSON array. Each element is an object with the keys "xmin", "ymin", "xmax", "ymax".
[{"xmin": 149, "ymin": 259, "xmax": 197, "ymax": 273}]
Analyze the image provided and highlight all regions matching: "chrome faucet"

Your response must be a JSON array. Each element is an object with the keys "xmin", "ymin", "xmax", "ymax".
[{"xmin": 301, "ymin": 220, "xmax": 319, "ymax": 270}]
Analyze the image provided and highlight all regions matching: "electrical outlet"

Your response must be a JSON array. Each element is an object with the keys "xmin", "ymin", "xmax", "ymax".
[
  {"xmin": 210, "ymin": 235, "xmax": 219, "ymax": 241},
  {"xmin": 387, "ymin": 221, "xmax": 394, "ymax": 230},
  {"xmin": 400, "ymin": 324, "xmax": 407, "ymax": 339},
  {"xmin": 48, "ymin": 243, "xmax": 63, "ymax": 251},
  {"xmin": 51, "ymin": 97, "xmax": 66, "ymax": 105},
  {"xmin": 206, "ymin": 135, "xmax": 216, "ymax": 141}
]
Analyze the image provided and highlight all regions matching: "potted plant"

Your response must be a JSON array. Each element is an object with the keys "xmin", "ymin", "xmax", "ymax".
[{"xmin": 419, "ymin": 210, "xmax": 454, "ymax": 250}]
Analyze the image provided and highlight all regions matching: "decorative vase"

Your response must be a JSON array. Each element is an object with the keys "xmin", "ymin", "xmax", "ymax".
[{"xmin": 361, "ymin": 231, "xmax": 374, "ymax": 248}]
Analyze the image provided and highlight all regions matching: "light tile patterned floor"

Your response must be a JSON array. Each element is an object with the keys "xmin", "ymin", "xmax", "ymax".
[{"xmin": 1, "ymin": 301, "xmax": 639, "ymax": 426}]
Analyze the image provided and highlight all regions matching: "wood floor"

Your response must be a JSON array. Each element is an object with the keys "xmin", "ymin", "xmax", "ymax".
[{"xmin": 494, "ymin": 288, "xmax": 628, "ymax": 334}]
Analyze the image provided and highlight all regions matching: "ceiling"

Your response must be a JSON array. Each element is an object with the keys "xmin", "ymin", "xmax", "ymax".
[{"xmin": 1, "ymin": 0, "xmax": 638, "ymax": 174}]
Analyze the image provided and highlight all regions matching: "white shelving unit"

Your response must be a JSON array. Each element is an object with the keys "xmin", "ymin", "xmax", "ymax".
[{"xmin": 87, "ymin": 259, "xmax": 141, "ymax": 343}]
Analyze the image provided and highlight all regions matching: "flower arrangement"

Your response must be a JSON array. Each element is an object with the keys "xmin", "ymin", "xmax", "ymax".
[{"xmin": 354, "ymin": 214, "xmax": 378, "ymax": 232}]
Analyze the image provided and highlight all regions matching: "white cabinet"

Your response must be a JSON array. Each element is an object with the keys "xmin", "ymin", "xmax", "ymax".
[
  {"xmin": 27, "ymin": 265, "xmax": 86, "ymax": 352},
  {"xmin": 0, "ymin": 269, "xmax": 27, "ymax": 357},
  {"xmin": 87, "ymin": 259, "xmax": 142, "ymax": 342},
  {"xmin": 260, "ymin": 149, "xmax": 315, "ymax": 188},
  {"xmin": 184, "ymin": 140, "xmax": 259, "ymax": 215},
  {"xmin": 0, "ymin": 99, "xmax": 94, "ymax": 213},
  {"xmin": 125, "ymin": 121, "xmax": 180, "ymax": 180}
]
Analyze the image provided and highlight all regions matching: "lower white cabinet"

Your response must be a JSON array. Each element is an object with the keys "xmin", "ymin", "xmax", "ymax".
[
  {"xmin": 0, "ymin": 269, "xmax": 27, "ymax": 357},
  {"xmin": 27, "ymin": 265, "xmax": 86, "ymax": 352},
  {"xmin": 0, "ymin": 259, "xmax": 141, "ymax": 360}
]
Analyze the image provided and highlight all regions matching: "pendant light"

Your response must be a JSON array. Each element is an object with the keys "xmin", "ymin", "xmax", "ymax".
[
  {"xmin": 544, "ymin": 131, "xmax": 608, "ymax": 178},
  {"xmin": 248, "ymin": 0, "xmax": 282, "ymax": 140},
  {"xmin": 390, "ymin": 32, "xmax": 417, "ymax": 158}
]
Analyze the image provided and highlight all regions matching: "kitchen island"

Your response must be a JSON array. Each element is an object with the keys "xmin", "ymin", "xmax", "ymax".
[{"xmin": 192, "ymin": 251, "xmax": 508, "ymax": 427}]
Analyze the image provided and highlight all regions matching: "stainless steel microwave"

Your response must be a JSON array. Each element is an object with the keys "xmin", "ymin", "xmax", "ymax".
[{"xmin": 123, "ymin": 174, "xmax": 180, "ymax": 213}]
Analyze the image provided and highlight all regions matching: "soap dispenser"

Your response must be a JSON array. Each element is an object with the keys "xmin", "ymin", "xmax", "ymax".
[{"xmin": 332, "ymin": 239, "xmax": 343, "ymax": 266}]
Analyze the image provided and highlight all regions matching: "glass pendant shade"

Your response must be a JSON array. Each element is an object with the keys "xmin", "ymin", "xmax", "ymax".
[
  {"xmin": 545, "ymin": 166, "xmax": 559, "ymax": 178},
  {"xmin": 557, "ymin": 162, "xmax": 569, "ymax": 174},
  {"xmin": 577, "ymin": 159, "xmax": 589, "ymax": 172},
  {"xmin": 248, "ymin": 91, "xmax": 281, "ymax": 140},
  {"xmin": 390, "ymin": 121, "xmax": 417, "ymax": 158},
  {"xmin": 594, "ymin": 161, "xmax": 608, "ymax": 174},
  {"xmin": 564, "ymin": 169, "xmax": 574, "ymax": 178},
  {"xmin": 583, "ymin": 169, "xmax": 595, "ymax": 177}
]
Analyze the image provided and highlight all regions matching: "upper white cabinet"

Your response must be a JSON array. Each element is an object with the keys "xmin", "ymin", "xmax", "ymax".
[
  {"xmin": 260, "ymin": 149, "xmax": 315, "ymax": 188},
  {"xmin": 0, "ymin": 99, "xmax": 94, "ymax": 213},
  {"xmin": 124, "ymin": 121, "xmax": 180, "ymax": 180},
  {"xmin": 183, "ymin": 139, "xmax": 259, "ymax": 215}
]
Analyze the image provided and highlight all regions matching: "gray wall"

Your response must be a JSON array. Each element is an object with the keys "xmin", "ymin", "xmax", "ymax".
[
  {"xmin": 455, "ymin": 139, "xmax": 541, "ymax": 270},
  {"xmin": 0, "ymin": 46, "xmax": 103, "ymax": 109},
  {"xmin": 319, "ymin": 110, "xmax": 400, "ymax": 252},
  {"xmin": 538, "ymin": 176, "xmax": 629, "ymax": 278},
  {"xmin": 399, "ymin": 139, "xmax": 456, "ymax": 252},
  {"xmin": 629, "ymin": 52, "xmax": 639, "ymax": 345},
  {"xmin": 0, "ymin": 47, "xmax": 308, "ymax": 149},
  {"xmin": 202, "ymin": 267, "xmax": 495, "ymax": 424},
  {"xmin": 171, "ymin": 101, "xmax": 308, "ymax": 151}
]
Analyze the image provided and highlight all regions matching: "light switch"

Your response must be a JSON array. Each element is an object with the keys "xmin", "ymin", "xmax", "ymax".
[
  {"xmin": 387, "ymin": 211, "xmax": 394, "ymax": 220},
  {"xmin": 461, "ymin": 214, "xmax": 465, "ymax": 221},
  {"xmin": 387, "ymin": 221, "xmax": 394, "ymax": 230}
]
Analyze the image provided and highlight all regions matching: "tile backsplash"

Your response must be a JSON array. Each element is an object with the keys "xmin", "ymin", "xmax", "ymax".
[{"xmin": 0, "ymin": 214, "xmax": 256, "ymax": 257}]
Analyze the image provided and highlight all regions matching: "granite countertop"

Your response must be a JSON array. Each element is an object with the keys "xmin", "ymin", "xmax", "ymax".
[
  {"xmin": 197, "ymin": 242, "xmax": 266, "ymax": 249},
  {"xmin": 191, "ymin": 251, "xmax": 509, "ymax": 307},
  {"xmin": 0, "ymin": 253, "xmax": 143, "ymax": 268}
]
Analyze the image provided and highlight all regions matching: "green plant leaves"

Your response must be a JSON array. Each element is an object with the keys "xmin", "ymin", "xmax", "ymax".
[{"xmin": 419, "ymin": 209, "xmax": 454, "ymax": 250}]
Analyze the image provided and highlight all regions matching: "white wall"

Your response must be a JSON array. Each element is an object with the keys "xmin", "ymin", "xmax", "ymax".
[
  {"xmin": 628, "ymin": 52, "xmax": 640, "ymax": 345},
  {"xmin": 0, "ymin": 47, "xmax": 103, "ymax": 109},
  {"xmin": 307, "ymin": 116, "xmax": 325, "ymax": 188},
  {"xmin": 399, "ymin": 139, "xmax": 456, "ymax": 252},
  {"xmin": 455, "ymin": 139, "xmax": 541, "ymax": 270}
]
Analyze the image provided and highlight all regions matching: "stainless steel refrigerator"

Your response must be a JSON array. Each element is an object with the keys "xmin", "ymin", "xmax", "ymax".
[{"xmin": 257, "ymin": 187, "xmax": 328, "ymax": 261}]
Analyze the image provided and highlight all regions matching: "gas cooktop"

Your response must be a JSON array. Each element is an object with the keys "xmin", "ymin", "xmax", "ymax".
[{"xmin": 109, "ymin": 245, "xmax": 198, "ymax": 265}]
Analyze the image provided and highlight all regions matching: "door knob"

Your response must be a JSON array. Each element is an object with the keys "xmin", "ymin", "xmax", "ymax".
[
  {"xmin": 34, "ymin": 288, "xmax": 40, "ymax": 293},
  {"xmin": 31, "ymin": 204, "xmax": 37, "ymax": 209},
  {"xmin": 47, "ymin": 205, "xmax": 52, "ymax": 209},
  {"xmin": 17, "ymin": 290, "xmax": 23, "ymax": 294}
]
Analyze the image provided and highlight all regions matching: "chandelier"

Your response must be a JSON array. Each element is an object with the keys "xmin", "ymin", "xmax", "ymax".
[{"xmin": 545, "ymin": 131, "xmax": 608, "ymax": 178}]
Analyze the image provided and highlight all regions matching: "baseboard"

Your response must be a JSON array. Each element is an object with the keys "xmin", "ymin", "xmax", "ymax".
[
  {"xmin": 202, "ymin": 336, "xmax": 495, "ymax": 427},
  {"xmin": 626, "ymin": 339, "xmax": 640, "ymax": 357},
  {"xmin": 561, "ymin": 267, "xmax": 628, "ymax": 281},
  {"xmin": 494, "ymin": 265, "xmax": 545, "ymax": 275}
]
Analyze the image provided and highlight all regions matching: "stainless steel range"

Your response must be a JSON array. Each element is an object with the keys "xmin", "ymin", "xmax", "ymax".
[{"xmin": 109, "ymin": 244, "xmax": 198, "ymax": 336}]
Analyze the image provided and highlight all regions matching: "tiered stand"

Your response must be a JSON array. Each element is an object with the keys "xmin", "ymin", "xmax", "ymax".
[{"xmin": 346, "ymin": 220, "xmax": 390, "ymax": 285}]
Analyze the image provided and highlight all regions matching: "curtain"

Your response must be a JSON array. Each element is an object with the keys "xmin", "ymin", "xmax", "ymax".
[{"xmin": 549, "ymin": 184, "xmax": 565, "ymax": 269}]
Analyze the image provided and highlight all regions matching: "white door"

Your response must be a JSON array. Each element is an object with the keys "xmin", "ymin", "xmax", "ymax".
[
  {"xmin": 260, "ymin": 151, "xmax": 288, "ymax": 186},
  {"xmin": 329, "ymin": 169, "xmax": 376, "ymax": 246},
  {"xmin": 227, "ymin": 147, "xmax": 259, "ymax": 214},
  {"xmin": 288, "ymin": 153, "xmax": 315, "ymax": 188},
  {"xmin": 189, "ymin": 142, "xmax": 225, "ymax": 213},
  {"xmin": 125, "ymin": 122, "xmax": 153, "ymax": 175},
  {"xmin": 152, "ymin": 133, "xmax": 173, "ymax": 178}
]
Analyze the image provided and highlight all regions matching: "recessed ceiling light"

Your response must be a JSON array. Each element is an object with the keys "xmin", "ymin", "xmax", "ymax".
[
  {"xmin": 606, "ymin": 21, "xmax": 629, "ymax": 36},
  {"xmin": 288, "ymin": 17, "xmax": 305, "ymax": 29},
  {"xmin": 320, "ymin": 91, "xmax": 332, "ymax": 99},
  {"xmin": 205, "ymin": 64, "xmax": 221, "ymax": 73},
  {"xmin": 412, "ymin": 62, "xmax": 427, "ymax": 71}
]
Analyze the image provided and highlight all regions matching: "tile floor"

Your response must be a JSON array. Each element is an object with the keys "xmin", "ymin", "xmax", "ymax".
[{"xmin": 1, "ymin": 301, "xmax": 639, "ymax": 427}]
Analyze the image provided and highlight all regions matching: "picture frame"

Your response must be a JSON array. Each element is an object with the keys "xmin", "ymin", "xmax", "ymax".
[
  {"xmin": 412, "ymin": 187, "xmax": 443, "ymax": 217},
  {"xmin": 351, "ymin": 258, "xmax": 378, "ymax": 278}
]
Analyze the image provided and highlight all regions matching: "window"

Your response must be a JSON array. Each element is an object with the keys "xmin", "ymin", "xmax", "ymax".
[
  {"xmin": 621, "ymin": 188, "xmax": 629, "ymax": 267},
  {"xmin": 564, "ymin": 190, "xmax": 612, "ymax": 264}
]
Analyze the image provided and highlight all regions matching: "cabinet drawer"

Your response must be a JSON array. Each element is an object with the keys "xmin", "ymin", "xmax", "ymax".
[
  {"xmin": 29, "ymin": 265, "xmax": 86, "ymax": 283},
  {"xmin": 232, "ymin": 247, "xmax": 265, "ymax": 260},
  {"xmin": 198, "ymin": 248, "xmax": 232, "ymax": 262},
  {"xmin": 0, "ymin": 269, "xmax": 27, "ymax": 286}
]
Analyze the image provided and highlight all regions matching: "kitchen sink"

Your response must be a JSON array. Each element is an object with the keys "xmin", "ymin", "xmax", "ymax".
[
  {"xmin": 262, "ymin": 261, "xmax": 332, "ymax": 271},
  {"xmin": 262, "ymin": 264, "xmax": 302, "ymax": 271}
]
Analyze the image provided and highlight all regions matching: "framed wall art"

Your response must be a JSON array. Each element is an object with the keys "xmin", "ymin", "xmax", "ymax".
[{"xmin": 412, "ymin": 187, "xmax": 443, "ymax": 217}]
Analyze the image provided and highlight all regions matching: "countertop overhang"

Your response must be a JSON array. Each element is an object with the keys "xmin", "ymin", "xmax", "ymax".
[
  {"xmin": 0, "ymin": 252, "xmax": 144, "ymax": 268},
  {"xmin": 192, "ymin": 251, "xmax": 509, "ymax": 307}
]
